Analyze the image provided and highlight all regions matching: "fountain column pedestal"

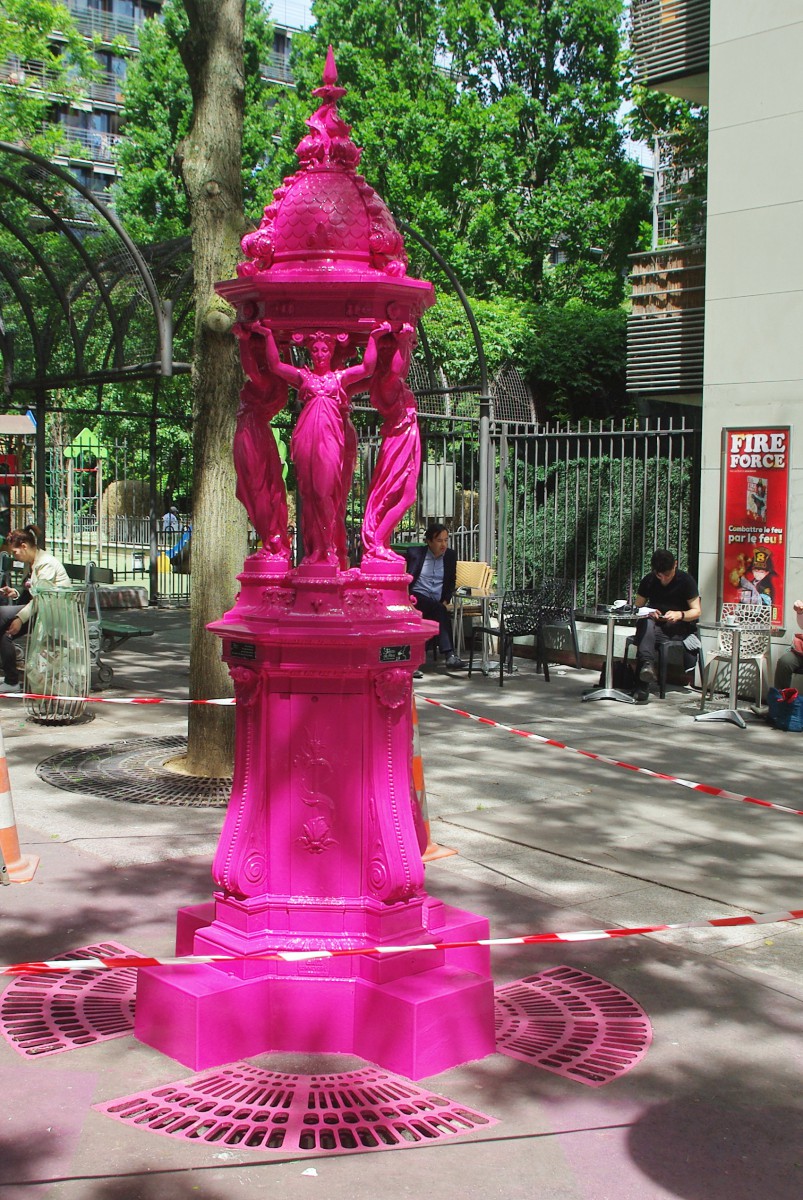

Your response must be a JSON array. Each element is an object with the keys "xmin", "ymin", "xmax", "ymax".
[{"xmin": 135, "ymin": 560, "xmax": 496, "ymax": 1077}]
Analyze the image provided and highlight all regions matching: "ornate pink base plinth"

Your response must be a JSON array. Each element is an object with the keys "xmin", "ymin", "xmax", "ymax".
[
  {"xmin": 135, "ymin": 557, "xmax": 496, "ymax": 1079},
  {"xmin": 136, "ymin": 900, "xmax": 494, "ymax": 1077}
]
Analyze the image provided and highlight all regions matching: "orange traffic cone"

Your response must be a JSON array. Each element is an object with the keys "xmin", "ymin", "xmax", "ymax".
[
  {"xmin": 412, "ymin": 696, "xmax": 456, "ymax": 863},
  {"xmin": 0, "ymin": 726, "xmax": 39, "ymax": 883}
]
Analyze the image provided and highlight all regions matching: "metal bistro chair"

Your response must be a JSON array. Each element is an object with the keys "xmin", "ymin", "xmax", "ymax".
[
  {"xmin": 699, "ymin": 601, "xmax": 773, "ymax": 710},
  {"xmin": 535, "ymin": 576, "xmax": 581, "ymax": 668},
  {"xmin": 468, "ymin": 588, "xmax": 549, "ymax": 686},
  {"xmin": 623, "ymin": 631, "xmax": 705, "ymax": 698},
  {"xmin": 450, "ymin": 560, "xmax": 494, "ymax": 658}
]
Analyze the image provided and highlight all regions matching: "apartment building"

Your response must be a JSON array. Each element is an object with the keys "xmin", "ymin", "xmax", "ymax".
[
  {"xmin": 629, "ymin": 0, "xmax": 803, "ymax": 631},
  {"xmin": 2, "ymin": 0, "xmax": 300, "ymax": 205}
]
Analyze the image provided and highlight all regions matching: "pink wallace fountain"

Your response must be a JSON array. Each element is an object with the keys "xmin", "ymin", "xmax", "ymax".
[{"xmin": 134, "ymin": 48, "xmax": 496, "ymax": 1079}]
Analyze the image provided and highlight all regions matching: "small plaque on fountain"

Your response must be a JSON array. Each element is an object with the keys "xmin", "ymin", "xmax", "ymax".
[
  {"xmin": 231, "ymin": 641, "xmax": 257, "ymax": 660},
  {"xmin": 379, "ymin": 645, "xmax": 411, "ymax": 662}
]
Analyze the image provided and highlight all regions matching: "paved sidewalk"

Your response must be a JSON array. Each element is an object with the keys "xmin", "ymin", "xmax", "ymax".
[{"xmin": 2, "ymin": 609, "xmax": 802, "ymax": 1199}]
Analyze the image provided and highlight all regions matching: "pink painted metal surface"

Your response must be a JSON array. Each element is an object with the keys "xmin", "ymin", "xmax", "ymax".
[
  {"xmin": 135, "ymin": 48, "xmax": 494, "ymax": 1079},
  {"xmin": 95, "ymin": 1061, "xmax": 498, "ymax": 1154},
  {"xmin": 0, "ymin": 942, "xmax": 137, "ymax": 1056},
  {"xmin": 495, "ymin": 967, "xmax": 653, "ymax": 1086},
  {"xmin": 362, "ymin": 323, "xmax": 421, "ymax": 565}
]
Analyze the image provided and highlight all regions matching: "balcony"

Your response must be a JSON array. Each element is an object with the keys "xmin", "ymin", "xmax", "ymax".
[
  {"xmin": 61, "ymin": 3, "xmax": 148, "ymax": 50},
  {"xmin": 53, "ymin": 125, "xmax": 122, "ymax": 166},
  {"xmin": 626, "ymin": 246, "xmax": 705, "ymax": 397},
  {"xmin": 630, "ymin": 0, "xmax": 710, "ymax": 103},
  {"xmin": 0, "ymin": 60, "xmax": 123, "ymax": 108}
]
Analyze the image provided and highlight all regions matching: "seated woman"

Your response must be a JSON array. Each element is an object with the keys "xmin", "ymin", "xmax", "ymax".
[{"xmin": 0, "ymin": 525, "xmax": 70, "ymax": 694}]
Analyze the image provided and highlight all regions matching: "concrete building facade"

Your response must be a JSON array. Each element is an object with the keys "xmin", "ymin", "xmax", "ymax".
[
  {"xmin": 699, "ymin": 2, "xmax": 803, "ymax": 633},
  {"xmin": 631, "ymin": 0, "xmax": 803, "ymax": 638}
]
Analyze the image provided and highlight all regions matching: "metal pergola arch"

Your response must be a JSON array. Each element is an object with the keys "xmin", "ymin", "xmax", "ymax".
[
  {"xmin": 0, "ymin": 146, "xmax": 498, "ymax": 574},
  {"xmin": 0, "ymin": 142, "xmax": 191, "ymax": 570}
]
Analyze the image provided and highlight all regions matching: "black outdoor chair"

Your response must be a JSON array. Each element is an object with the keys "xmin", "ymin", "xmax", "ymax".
[
  {"xmin": 623, "ymin": 632, "xmax": 705, "ymax": 699},
  {"xmin": 535, "ymin": 576, "xmax": 581, "ymax": 668},
  {"xmin": 467, "ymin": 588, "xmax": 550, "ymax": 687}
]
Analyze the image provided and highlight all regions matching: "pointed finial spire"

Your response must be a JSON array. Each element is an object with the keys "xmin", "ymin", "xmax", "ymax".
[
  {"xmin": 313, "ymin": 46, "xmax": 346, "ymax": 102},
  {"xmin": 323, "ymin": 45, "xmax": 338, "ymax": 87}
]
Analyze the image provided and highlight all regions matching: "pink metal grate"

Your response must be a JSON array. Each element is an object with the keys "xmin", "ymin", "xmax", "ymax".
[
  {"xmin": 95, "ymin": 1063, "xmax": 498, "ymax": 1154},
  {"xmin": 0, "ymin": 942, "xmax": 137, "ymax": 1057},
  {"xmin": 495, "ymin": 966, "xmax": 652, "ymax": 1086}
]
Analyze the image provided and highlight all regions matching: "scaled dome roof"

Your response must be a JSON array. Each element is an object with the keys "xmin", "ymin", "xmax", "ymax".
[{"xmin": 239, "ymin": 48, "xmax": 407, "ymax": 279}]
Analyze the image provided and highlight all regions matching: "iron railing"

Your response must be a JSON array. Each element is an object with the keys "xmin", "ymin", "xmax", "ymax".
[
  {"xmin": 24, "ymin": 408, "xmax": 700, "ymax": 612},
  {"xmin": 496, "ymin": 416, "xmax": 701, "ymax": 608}
]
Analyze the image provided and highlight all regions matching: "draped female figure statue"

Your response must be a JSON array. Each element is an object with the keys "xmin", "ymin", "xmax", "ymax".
[
  {"xmin": 361, "ymin": 323, "xmax": 421, "ymax": 564},
  {"xmin": 262, "ymin": 324, "xmax": 385, "ymax": 567},
  {"xmin": 232, "ymin": 321, "xmax": 291, "ymax": 561}
]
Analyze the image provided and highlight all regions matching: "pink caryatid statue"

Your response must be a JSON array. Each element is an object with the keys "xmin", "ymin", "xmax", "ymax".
[
  {"xmin": 134, "ymin": 47, "xmax": 495, "ymax": 1081},
  {"xmin": 261, "ymin": 324, "xmax": 384, "ymax": 567},
  {"xmin": 231, "ymin": 322, "xmax": 291, "ymax": 561},
  {"xmin": 362, "ymin": 322, "xmax": 421, "ymax": 564}
]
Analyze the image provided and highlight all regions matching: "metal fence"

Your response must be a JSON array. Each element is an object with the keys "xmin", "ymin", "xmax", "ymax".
[
  {"xmin": 496, "ymin": 416, "xmax": 701, "ymax": 607},
  {"xmin": 21, "ymin": 410, "xmax": 699, "ymax": 612},
  {"xmin": 29, "ymin": 441, "xmax": 193, "ymax": 607}
]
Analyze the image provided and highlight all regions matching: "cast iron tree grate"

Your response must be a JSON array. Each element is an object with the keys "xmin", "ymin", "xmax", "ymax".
[
  {"xmin": 0, "ymin": 943, "xmax": 138, "ymax": 1056},
  {"xmin": 95, "ymin": 1063, "xmax": 498, "ymax": 1154},
  {"xmin": 36, "ymin": 736, "xmax": 232, "ymax": 807},
  {"xmin": 495, "ymin": 967, "xmax": 652, "ymax": 1086}
]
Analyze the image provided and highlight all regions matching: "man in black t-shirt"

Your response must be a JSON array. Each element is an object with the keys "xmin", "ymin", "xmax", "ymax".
[{"xmin": 634, "ymin": 549, "xmax": 701, "ymax": 690}]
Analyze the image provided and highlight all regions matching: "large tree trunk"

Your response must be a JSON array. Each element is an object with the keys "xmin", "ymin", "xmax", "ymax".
[{"xmin": 177, "ymin": 0, "xmax": 248, "ymax": 776}]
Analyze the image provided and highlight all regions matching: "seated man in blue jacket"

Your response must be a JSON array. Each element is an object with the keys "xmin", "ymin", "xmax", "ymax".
[{"xmin": 405, "ymin": 524, "xmax": 466, "ymax": 669}]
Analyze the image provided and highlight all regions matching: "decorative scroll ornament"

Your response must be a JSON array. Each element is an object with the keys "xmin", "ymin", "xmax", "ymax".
[
  {"xmin": 294, "ymin": 731, "xmax": 338, "ymax": 855},
  {"xmin": 229, "ymin": 666, "xmax": 262, "ymax": 707},
  {"xmin": 374, "ymin": 668, "xmax": 410, "ymax": 711},
  {"xmin": 343, "ymin": 588, "xmax": 385, "ymax": 620},
  {"xmin": 261, "ymin": 586, "xmax": 296, "ymax": 618}
]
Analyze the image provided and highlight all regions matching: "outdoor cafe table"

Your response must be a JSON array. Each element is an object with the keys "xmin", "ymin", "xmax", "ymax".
[{"xmin": 578, "ymin": 606, "xmax": 638, "ymax": 704}]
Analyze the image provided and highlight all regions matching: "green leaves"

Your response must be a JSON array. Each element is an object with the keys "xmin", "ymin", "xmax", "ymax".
[
  {"xmin": 0, "ymin": 0, "xmax": 98, "ymax": 151},
  {"xmin": 113, "ymin": 0, "xmax": 276, "ymax": 242},
  {"xmin": 265, "ymin": 0, "xmax": 645, "ymax": 304},
  {"xmin": 423, "ymin": 292, "xmax": 630, "ymax": 420}
]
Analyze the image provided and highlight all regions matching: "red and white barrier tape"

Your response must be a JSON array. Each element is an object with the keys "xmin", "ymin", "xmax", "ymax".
[
  {"xmin": 2, "ymin": 906, "xmax": 801, "ymax": 975},
  {"xmin": 424, "ymin": 698, "xmax": 803, "ymax": 819},
  {"xmin": 2, "ymin": 689, "xmax": 795, "ymax": 817},
  {"xmin": 0, "ymin": 692, "xmax": 234, "ymax": 706}
]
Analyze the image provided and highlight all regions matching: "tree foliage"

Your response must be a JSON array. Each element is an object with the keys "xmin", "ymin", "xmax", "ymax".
[
  {"xmin": 269, "ymin": 0, "xmax": 646, "ymax": 304},
  {"xmin": 423, "ymin": 293, "xmax": 630, "ymax": 420},
  {"xmin": 114, "ymin": 0, "xmax": 275, "ymax": 242},
  {"xmin": 0, "ymin": 0, "xmax": 98, "ymax": 151}
]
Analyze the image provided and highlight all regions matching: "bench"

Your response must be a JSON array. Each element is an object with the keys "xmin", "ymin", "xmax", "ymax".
[{"xmin": 65, "ymin": 563, "xmax": 154, "ymax": 685}]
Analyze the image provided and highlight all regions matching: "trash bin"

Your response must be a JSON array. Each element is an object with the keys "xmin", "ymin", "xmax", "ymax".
[{"xmin": 24, "ymin": 586, "xmax": 90, "ymax": 724}]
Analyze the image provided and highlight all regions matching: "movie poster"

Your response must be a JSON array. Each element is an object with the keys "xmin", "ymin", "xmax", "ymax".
[{"xmin": 721, "ymin": 427, "xmax": 789, "ymax": 627}]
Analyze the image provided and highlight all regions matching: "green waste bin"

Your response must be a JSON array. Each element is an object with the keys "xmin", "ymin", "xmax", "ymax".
[{"xmin": 24, "ymin": 586, "xmax": 90, "ymax": 724}]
